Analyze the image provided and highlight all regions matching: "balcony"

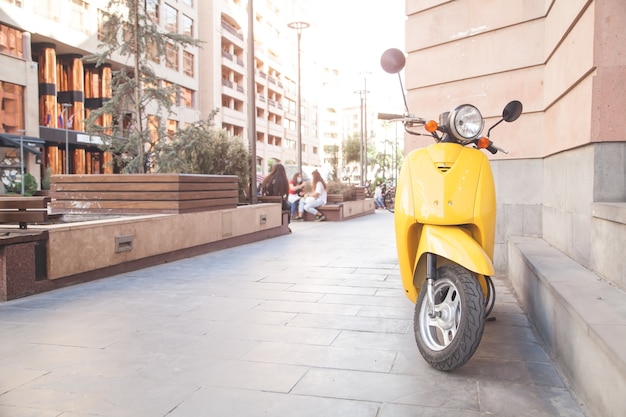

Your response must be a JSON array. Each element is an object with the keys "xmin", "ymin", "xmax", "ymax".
[{"xmin": 221, "ymin": 21, "xmax": 244, "ymax": 41}]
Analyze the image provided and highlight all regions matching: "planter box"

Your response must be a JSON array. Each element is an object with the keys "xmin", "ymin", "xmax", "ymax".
[
  {"xmin": 354, "ymin": 186, "xmax": 366, "ymax": 200},
  {"xmin": 327, "ymin": 193, "xmax": 352, "ymax": 203},
  {"xmin": 50, "ymin": 174, "xmax": 239, "ymax": 214},
  {"xmin": 326, "ymin": 186, "xmax": 367, "ymax": 203}
]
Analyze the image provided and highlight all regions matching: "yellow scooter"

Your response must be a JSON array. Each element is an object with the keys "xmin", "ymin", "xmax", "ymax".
[{"xmin": 381, "ymin": 49, "xmax": 523, "ymax": 371}]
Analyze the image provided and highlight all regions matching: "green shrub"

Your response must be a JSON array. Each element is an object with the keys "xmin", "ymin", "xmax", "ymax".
[
  {"xmin": 326, "ymin": 181, "xmax": 355, "ymax": 201},
  {"xmin": 24, "ymin": 173, "xmax": 38, "ymax": 196}
]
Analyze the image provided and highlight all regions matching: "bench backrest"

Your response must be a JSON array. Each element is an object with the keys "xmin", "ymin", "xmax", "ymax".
[{"xmin": 0, "ymin": 196, "xmax": 50, "ymax": 229}]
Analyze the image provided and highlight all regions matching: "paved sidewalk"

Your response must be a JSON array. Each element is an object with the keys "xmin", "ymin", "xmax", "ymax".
[{"xmin": 0, "ymin": 210, "xmax": 588, "ymax": 417}]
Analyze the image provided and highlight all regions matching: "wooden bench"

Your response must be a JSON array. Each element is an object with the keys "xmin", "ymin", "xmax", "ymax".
[
  {"xmin": 0, "ymin": 196, "xmax": 50, "ymax": 229},
  {"xmin": 258, "ymin": 196, "xmax": 284, "ymax": 204},
  {"xmin": 50, "ymin": 174, "xmax": 239, "ymax": 214}
]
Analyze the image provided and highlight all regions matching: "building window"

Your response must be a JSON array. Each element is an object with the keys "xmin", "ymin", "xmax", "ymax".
[
  {"xmin": 97, "ymin": 9, "xmax": 107, "ymax": 41},
  {"xmin": 0, "ymin": 81, "xmax": 25, "ymax": 133},
  {"xmin": 166, "ymin": 119, "xmax": 178, "ymax": 136},
  {"xmin": 147, "ymin": 114, "xmax": 160, "ymax": 142},
  {"xmin": 3, "ymin": 0, "xmax": 23, "ymax": 6},
  {"xmin": 34, "ymin": 0, "xmax": 61, "ymax": 21},
  {"xmin": 146, "ymin": 38, "xmax": 160, "ymax": 64},
  {"xmin": 180, "ymin": 86, "xmax": 194, "ymax": 108},
  {"xmin": 183, "ymin": 51, "xmax": 194, "ymax": 77},
  {"xmin": 182, "ymin": 14, "xmax": 193, "ymax": 37},
  {"xmin": 164, "ymin": 3, "xmax": 177, "ymax": 33},
  {"xmin": 0, "ymin": 24, "xmax": 23, "ymax": 58},
  {"xmin": 165, "ymin": 42, "xmax": 179, "ymax": 71},
  {"xmin": 285, "ymin": 139, "xmax": 296, "ymax": 150},
  {"xmin": 181, "ymin": 0, "xmax": 192, "ymax": 6},
  {"xmin": 161, "ymin": 80, "xmax": 177, "ymax": 105},
  {"xmin": 146, "ymin": 0, "xmax": 159, "ymax": 23},
  {"xmin": 69, "ymin": 0, "xmax": 89, "ymax": 34}
]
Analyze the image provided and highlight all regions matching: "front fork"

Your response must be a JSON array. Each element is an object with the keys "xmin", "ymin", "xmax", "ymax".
[
  {"xmin": 424, "ymin": 252, "xmax": 496, "ymax": 319},
  {"xmin": 425, "ymin": 252, "xmax": 440, "ymax": 318}
]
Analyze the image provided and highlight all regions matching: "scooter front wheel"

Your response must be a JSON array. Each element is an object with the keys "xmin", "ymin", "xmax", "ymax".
[{"xmin": 414, "ymin": 264, "xmax": 485, "ymax": 371}]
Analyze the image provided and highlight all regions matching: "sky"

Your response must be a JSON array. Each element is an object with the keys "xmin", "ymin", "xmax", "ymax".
[
  {"xmin": 297, "ymin": 0, "xmax": 406, "ymax": 111},
  {"xmin": 301, "ymin": 0, "xmax": 405, "ymax": 72}
]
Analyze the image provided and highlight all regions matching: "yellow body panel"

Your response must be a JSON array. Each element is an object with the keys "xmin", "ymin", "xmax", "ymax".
[{"xmin": 394, "ymin": 143, "xmax": 496, "ymax": 302}]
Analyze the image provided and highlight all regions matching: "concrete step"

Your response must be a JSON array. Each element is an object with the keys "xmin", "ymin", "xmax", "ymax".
[{"xmin": 508, "ymin": 236, "xmax": 626, "ymax": 417}]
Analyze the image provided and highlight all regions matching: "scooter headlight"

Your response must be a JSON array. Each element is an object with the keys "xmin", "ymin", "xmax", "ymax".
[{"xmin": 449, "ymin": 104, "xmax": 484, "ymax": 140}]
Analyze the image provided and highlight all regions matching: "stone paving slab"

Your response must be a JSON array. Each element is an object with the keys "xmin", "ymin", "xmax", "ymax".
[{"xmin": 0, "ymin": 211, "xmax": 589, "ymax": 416}]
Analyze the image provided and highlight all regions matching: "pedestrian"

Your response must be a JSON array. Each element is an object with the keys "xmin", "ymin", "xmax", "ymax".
[
  {"xmin": 260, "ymin": 163, "xmax": 291, "ymax": 215},
  {"xmin": 287, "ymin": 172, "xmax": 306, "ymax": 218},
  {"xmin": 293, "ymin": 169, "xmax": 327, "ymax": 221},
  {"xmin": 374, "ymin": 181, "xmax": 386, "ymax": 209}
]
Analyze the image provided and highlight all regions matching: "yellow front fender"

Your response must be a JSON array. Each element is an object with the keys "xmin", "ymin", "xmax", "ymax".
[
  {"xmin": 417, "ymin": 225, "xmax": 495, "ymax": 277},
  {"xmin": 400, "ymin": 225, "xmax": 495, "ymax": 303}
]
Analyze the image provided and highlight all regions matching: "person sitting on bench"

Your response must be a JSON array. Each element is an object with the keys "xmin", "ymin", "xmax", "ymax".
[{"xmin": 294, "ymin": 170, "xmax": 327, "ymax": 222}]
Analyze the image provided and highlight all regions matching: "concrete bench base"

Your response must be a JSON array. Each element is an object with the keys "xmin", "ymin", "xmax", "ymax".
[
  {"xmin": 302, "ymin": 204, "xmax": 342, "ymax": 221},
  {"xmin": 508, "ymin": 236, "xmax": 626, "ymax": 417},
  {"xmin": 1, "ymin": 204, "xmax": 288, "ymax": 301},
  {"xmin": 300, "ymin": 199, "xmax": 375, "ymax": 221},
  {"xmin": 0, "ymin": 230, "xmax": 49, "ymax": 301}
]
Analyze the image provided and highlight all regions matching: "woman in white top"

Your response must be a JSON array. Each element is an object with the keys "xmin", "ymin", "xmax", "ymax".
[{"xmin": 294, "ymin": 170, "xmax": 327, "ymax": 221}]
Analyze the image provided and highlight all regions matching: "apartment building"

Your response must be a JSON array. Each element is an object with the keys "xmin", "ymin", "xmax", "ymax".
[
  {"xmin": 198, "ymin": 0, "xmax": 321, "ymax": 175},
  {"xmin": 0, "ymin": 0, "xmax": 324, "ymax": 192},
  {"xmin": 0, "ymin": 0, "xmax": 202, "ymax": 184}
]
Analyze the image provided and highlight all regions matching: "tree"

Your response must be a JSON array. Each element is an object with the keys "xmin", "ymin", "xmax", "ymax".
[
  {"xmin": 324, "ymin": 144, "xmax": 339, "ymax": 181},
  {"xmin": 159, "ymin": 111, "xmax": 251, "ymax": 202},
  {"xmin": 85, "ymin": 0, "xmax": 201, "ymax": 173},
  {"xmin": 342, "ymin": 133, "xmax": 361, "ymax": 165}
]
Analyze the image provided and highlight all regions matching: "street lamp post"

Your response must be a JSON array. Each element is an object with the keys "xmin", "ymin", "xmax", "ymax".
[
  {"xmin": 354, "ymin": 88, "xmax": 369, "ymax": 186},
  {"xmin": 247, "ymin": 0, "xmax": 257, "ymax": 204},
  {"xmin": 62, "ymin": 103, "xmax": 72, "ymax": 174},
  {"xmin": 17, "ymin": 129, "xmax": 26, "ymax": 195},
  {"xmin": 287, "ymin": 21, "xmax": 309, "ymax": 176},
  {"xmin": 362, "ymin": 75, "xmax": 369, "ymax": 184}
]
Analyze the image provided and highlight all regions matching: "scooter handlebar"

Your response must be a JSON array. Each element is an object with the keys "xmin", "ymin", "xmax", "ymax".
[
  {"xmin": 404, "ymin": 116, "xmax": 427, "ymax": 126},
  {"xmin": 490, "ymin": 144, "xmax": 508, "ymax": 154}
]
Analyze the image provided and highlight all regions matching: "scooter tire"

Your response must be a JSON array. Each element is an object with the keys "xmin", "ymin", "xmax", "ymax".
[{"xmin": 414, "ymin": 264, "xmax": 485, "ymax": 371}]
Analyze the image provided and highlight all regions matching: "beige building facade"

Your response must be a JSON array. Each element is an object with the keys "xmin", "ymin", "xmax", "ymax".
[
  {"xmin": 0, "ymin": 0, "xmax": 202, "ymax": 179},
  {"xmin": 404, "ymin": 0, "xmax": 624, "ymax": 286},
  {"xmin": 198, "ymin": 0, "xmax": 321, "ymax": 175}
]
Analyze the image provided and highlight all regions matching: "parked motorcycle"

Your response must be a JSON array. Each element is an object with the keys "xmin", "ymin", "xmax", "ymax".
[{"xmin": 380, "ymin": 48, "xmax": 522, "ymax": 371}]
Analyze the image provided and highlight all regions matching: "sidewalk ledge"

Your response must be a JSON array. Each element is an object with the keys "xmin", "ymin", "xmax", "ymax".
[{"xmin": 508, "ymin": 236, "xmax": 626, "ymax": 417}]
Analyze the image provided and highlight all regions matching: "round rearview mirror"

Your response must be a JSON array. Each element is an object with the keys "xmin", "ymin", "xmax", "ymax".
[
  {"xmin": 380, "ymin": 48, "xmax": 406, "ymax": 74},
  {"xmin": 502, "ymin": 100, "xmax": 523, "ymax": 122}
]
